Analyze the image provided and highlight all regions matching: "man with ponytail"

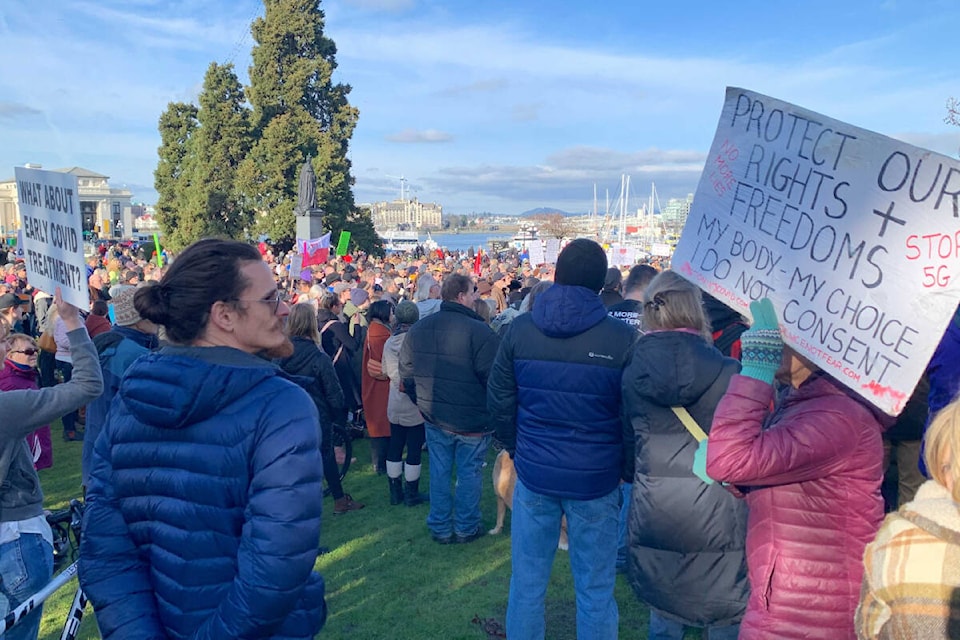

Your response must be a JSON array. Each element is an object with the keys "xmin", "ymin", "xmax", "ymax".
[{"xmin": 79, "ymin": 238, "xmax": 326, "ymax": 640}]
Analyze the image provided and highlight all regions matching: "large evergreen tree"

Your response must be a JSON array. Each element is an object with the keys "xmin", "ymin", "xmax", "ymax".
[
  {"xmin": 237, "ymin": 0, "xmax": 381, "ymax": 253},
  {"xmin": 175, "ymin": 63, "xmax": 253, "ymax": 248},
  {"xmin": 154, "ymin": 102, "xmax": 198, "ymax": 246},
  {"xmin": 154, "ymin": 0, "xmax": 382, "ymax": 254}
]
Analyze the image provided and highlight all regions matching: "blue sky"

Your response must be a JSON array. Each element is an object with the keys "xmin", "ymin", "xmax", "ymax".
[{"xmin": 1, "ymin": 0, "xmax": 958, "ymax": 215}]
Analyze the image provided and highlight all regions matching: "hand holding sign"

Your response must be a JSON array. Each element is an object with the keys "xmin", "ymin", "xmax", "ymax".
[
  {"xmin": 739, "ymin": 298, "xmax": 783, "ymax": 385},
  {"xmin": 54, "ymin": 287, "xmax": 83, "ymax": 332}
]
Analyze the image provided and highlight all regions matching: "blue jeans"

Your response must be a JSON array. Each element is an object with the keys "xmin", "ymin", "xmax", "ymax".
[
  {"xmin": 507, "ymin": 479, "xmax": 620, "ymax": 640},
  {"xmin": 0, "ymin": 534, "xmax": 54, "ymax": 640},
  {"xmin": 424, "ymin": 425, "xmax": 490, "ymax": 537},
  {"xmin": 649, "ymin": 609, "xmax": 740, "ymax": 640}
]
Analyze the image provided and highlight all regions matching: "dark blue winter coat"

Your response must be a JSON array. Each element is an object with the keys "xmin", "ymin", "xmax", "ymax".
[
  {"xmin": 488, "ymin": 284, "xmax": 638, "ymax": 500},
  {"xmin": 79, "ymin": 346, "xmax": 326, "ymax": 640}
]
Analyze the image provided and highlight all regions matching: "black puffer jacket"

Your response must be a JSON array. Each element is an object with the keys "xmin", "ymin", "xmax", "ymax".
[
  {"xmin": 398, "ymin": 301, "xmax": 499, "ymax": 434},
  {"xmin": 278, "ymin": 336, "xmax": 346, "ymax": 435},
  {"xmin": 622, "ymin": 330, "xmax": 747, "ymax": 627}
]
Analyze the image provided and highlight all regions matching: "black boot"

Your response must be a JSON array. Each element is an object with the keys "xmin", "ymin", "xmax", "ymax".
[
  {"xmin": 404, "ymin": 478, "xmax": 428, "ymax": 507},
  {"xmin": 388, "ymin": 476, "xmax": 403, "ymax": 506},
  {"xmin": 371, "ymin": 437, "xmax": 389, "ymax": 475}
]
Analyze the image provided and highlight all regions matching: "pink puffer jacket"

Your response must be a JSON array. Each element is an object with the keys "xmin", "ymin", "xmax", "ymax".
[{"xmin": 707, "ymin": 373, "xmax": 885, "ymax": 640}]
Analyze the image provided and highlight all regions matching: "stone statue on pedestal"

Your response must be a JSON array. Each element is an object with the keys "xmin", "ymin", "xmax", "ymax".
[{"xmin": 295, "ymin": 157, "xmax": 318, "ymax": 217}]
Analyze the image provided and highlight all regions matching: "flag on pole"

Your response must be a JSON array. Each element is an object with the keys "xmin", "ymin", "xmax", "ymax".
[
  {"xmin": 335, "ymin": 231, "xmax": 351, "ymax": 257},
  {"xmin": 301, "ymin": 233, "xmax": 331, "ymax": 267}
]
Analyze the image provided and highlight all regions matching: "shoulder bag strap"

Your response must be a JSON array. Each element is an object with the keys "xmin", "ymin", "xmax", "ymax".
[{"xmin": 670, "ymin": 406, "xmax": 708, "ymax": 443}]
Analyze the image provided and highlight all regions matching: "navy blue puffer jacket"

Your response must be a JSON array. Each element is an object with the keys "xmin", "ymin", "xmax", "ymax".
[
  {"xmin": 488, "ymin": 284, "xmax": 638, "ymax": 500},
  {"xmin": 79, "ymin": 346, "xmax": 325, "ymax": 640}
]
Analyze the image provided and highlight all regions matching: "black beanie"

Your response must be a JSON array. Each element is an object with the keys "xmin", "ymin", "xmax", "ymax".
[{"xmin": 555, "ymin": 239, "xmax": 607, "ymax": 292}]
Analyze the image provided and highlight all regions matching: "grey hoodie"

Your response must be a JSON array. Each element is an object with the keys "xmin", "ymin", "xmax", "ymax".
[{"xmin": 0, "ymin": 328, "xmax": 103, "ymax": 521}]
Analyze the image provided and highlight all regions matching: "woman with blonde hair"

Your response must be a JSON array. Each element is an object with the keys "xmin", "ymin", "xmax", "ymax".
[
  {"xmin": 279, "ymin": 303, "xmax": 364, "ymax": 514},
  {"xmin": 856, "ymin": 396, "xmax": 960, "ymax": 639},
  {"xmin": 622, "ymin": 270, "xmax": 747, "ymax": 640}
]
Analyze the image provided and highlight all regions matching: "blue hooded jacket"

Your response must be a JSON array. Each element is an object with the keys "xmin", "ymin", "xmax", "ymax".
[
  {"xmin": 79, "ymin": 346, "xmax": 326, "ymax": 640},
  {"xmin": 488, "ymin": 284, "xmax": 638, "ymax": 499}
]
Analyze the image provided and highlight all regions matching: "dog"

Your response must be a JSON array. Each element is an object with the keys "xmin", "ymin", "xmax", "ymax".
[{"xmin": 488, "ymin": 449, "xmax": 569, "ymax": 550}]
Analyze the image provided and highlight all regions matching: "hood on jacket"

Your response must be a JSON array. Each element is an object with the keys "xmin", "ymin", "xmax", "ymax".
[
  {"xmin": 702, "ymin": 293, "xmax": 745, "ymax": 330},
  {"xmin": 627, "ymin": 331, "xmax": 727, "ymax": 407},
  {"xmin": 531, "ymin": 284, "xmax": 608, "ymax": 339},
  {"xmin": 119, "ymin": 346, "xmax": 283, "ymax": 430},
  {"xmin": 279, "ymin": 336, "xmax": 320, "ymax": 374}
]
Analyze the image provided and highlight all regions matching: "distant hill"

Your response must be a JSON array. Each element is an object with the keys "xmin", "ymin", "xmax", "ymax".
[{"xmin": 518, "ymin": 207, "xmax": 579, "ymax": 218}]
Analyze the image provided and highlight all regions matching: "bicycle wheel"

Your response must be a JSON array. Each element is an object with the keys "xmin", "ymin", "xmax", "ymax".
[{"xmin": 330, "ymin": 424, "xmax": 352, "ymax": 481}]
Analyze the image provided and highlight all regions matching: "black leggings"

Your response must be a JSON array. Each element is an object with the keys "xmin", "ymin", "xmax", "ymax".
[
  {"xmin": 387, "ymin": 423, "xmax": 425, "ymax": 465},
  {"xmin": 320, "ymin": 423, "xmax": 345, "ymax": 500}
]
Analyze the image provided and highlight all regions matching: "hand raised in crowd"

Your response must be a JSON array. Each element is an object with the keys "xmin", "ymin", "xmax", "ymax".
[
  {"xmin": 738, "ymin": 297, "xmax": 783, "ymax": 385},
  {"xmin": 54, "ymin": 287, "xmax": 83, "ymax": 332}
]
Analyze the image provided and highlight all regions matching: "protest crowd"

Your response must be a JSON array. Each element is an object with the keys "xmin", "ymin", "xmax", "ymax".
[{"xmin": 0, "ymin": 230, "xmax": 959, "ymax": 640}]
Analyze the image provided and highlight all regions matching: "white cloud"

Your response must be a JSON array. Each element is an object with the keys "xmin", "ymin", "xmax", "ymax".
[
  {"xmin": 386, "ymin": 129, "xmax": 454, "ymax": 143},
  {"xmin": 0, "ymin": 102, "xmax": 42, "ymax": 120}
]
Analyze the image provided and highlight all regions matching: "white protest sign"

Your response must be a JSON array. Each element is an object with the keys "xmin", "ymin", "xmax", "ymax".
[
  {"xmin": 651, "ymin": 243, "xmax": 673, "ymax": 257},
  {"xmin": 13, "ymin": 167, "xmax": 87, "ymax": 308},
  {"xmin": 289, "ymin": 254, "xmax": 303, "ymax": 279},
  {"xmin": 527, "ymin": 240, "xmax": 546, "ymax": 266},
  {"xmin": 673, "ymin": 87, "xmax": 960, "ymax": 416},
  {"xmin": 608, "ymin": 243, "xmax": 637, "ymax": 267},
  {"xmin": 544, "ymin": 238, "xmax": 560, "ymax": 265}
]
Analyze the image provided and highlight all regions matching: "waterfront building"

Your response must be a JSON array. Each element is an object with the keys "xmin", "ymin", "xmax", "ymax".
[
  {"xmin": 661, "ymin": 194, "xmax": 693, "ymax": 235},
  {"xmin": 369, "ymin": 197, "xmax": 442, "ymax": 230},
  {"xmin": 0, "ymin": 165, "xmax": 134, "ymax": 239}
]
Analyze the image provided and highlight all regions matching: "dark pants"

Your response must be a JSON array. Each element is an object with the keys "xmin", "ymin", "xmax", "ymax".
[
  {"xmin": 55, "ymin": 360, "xmax": 78, "ymax": 434},
  {"xmin": 320, "ymin": 422, "xmax": 345, "ymax": 500},
  {"xmin": 38, "ymin": 351, "xmax": 56, "ymax": 388},
  {"xmin": 387, "ymin": 423, "xmax": 425, "ymax": 464}
]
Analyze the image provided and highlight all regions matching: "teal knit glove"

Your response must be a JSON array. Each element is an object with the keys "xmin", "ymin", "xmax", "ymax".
[{"xmin": 739, "ymin": 298, "xmax": 783, "ymax": 385}]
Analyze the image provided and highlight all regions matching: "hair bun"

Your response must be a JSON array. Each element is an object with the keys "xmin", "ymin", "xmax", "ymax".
[{"xmin": 134, "ymin": 282, "xmax": 169, "ymax": 325}]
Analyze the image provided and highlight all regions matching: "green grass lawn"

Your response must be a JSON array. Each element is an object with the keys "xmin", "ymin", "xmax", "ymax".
[{"xmin": 38, "ymin": 428, "xmax": 703, "ymax": 639}]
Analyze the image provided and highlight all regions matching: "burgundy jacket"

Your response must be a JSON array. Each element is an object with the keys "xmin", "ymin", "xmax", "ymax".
[
  {"xmin": 0, "ymin": 360, "xmax": 53, "ymax": 470},
  {"xmin": 706, "ymin": 373, "xmax": 885, "ymax": 640},
  {"xmin": 85, "ymin": 314, "xmax": 113, "ymax": 339}
]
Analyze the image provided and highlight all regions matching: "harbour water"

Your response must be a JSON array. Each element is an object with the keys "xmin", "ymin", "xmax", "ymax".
[{"xmin": 428, "ymin": 232, "xmax": 513, "ymax": 252}]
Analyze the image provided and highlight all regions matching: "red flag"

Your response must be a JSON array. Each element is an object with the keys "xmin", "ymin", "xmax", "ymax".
[
  {"xmin": 300, "ymin": 233, "xmax": 331, "ymax": 267},
  {"xmin": 473, "ymin": 249, "xmax": 483, "ymax": 275}
]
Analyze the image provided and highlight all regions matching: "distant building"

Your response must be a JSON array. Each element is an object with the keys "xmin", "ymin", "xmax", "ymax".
[
  {"xmin": 0, "ymin": 165, "xmax": 134, "ymax": 239},
  {"xmin": 661, "ymin": 194, "xmax": 693, "ymax": 232},
  {"xmin": 369, "ymin": 198, "xmax": 442, "ymax": 230}
]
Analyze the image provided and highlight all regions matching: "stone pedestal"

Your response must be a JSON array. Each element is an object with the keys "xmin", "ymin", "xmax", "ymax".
[{"xmin": 296, "ymin": 208, "xmax": 326, "ymax": 244}]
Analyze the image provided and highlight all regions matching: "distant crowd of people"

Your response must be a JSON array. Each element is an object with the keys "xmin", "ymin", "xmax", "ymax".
[{"xmin": 0, "ymin": 235, "xmax": 958, "ymax": 639}]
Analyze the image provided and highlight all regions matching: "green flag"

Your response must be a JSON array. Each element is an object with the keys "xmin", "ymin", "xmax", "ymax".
[
  {"xmin": 153, "ymin": 233, "xmax": 163, "ymax": 268},
  {"xmin": 336, "ymin": 231, "xmax": 351, "ymax": 256}
]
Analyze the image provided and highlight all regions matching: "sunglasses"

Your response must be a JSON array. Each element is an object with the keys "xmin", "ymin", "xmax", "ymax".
[
  {"xmin": 235, "ymin": 292, "xmax": 284, "ymax": 314},
  {"xmin": 12, "ymin": 348, "xmax": 38, "ymax": 356}
]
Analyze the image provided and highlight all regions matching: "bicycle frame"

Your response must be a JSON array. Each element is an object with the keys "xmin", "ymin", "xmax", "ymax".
[{"xmin": 0, "ymin": 562, "xmax": 88, "ymax": 640}]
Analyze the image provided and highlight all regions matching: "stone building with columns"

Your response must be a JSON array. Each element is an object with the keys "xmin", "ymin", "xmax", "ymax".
[
  {"xmin": 0, "ymin": 165, "xmax": 134, "ymax": 239},
  {"xmin": 369, "ymin": 197, "xmax": 442, "ymax": 230}
]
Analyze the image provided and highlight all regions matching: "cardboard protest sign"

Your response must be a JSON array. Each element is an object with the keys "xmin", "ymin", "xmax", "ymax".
[
  {"xmin": 651, "ymin": 243, "xmax": 672, "ymax": 257},
  {"xmin": 673, "ymin": 87, "xmax": 960, "ymax": 415},
  {"xmin": 527, "ymin": 239, "xmax": 545, "ymax": 266},
  {"xmin": 544, "ymin": 238, "xmax": 560, "ymax": 265},
  {"xmin": 608, "ymin": 243, "xmax": 637, "ymax": 267},
  {"xmin": 13, "ymin": 167, "xmax": 87, "ymax": 308}
]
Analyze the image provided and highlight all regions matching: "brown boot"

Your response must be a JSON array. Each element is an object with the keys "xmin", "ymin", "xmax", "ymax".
[{"xmin": 334, "ymin": 494, "xmax": 365, "ymax": 515}]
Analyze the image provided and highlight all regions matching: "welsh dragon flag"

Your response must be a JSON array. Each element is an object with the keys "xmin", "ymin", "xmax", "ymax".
[{"xmin": 300, "ymin": 233, "xmax": 331, "ymax": 267}]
